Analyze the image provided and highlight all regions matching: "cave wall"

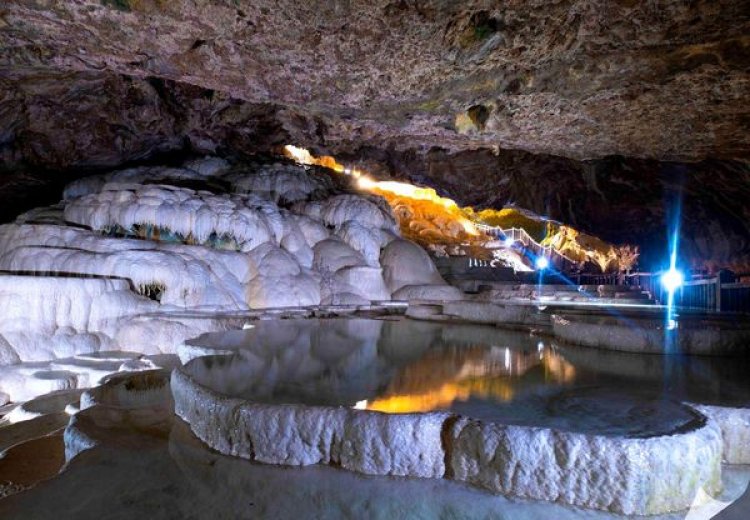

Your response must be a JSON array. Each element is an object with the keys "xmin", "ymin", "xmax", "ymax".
[
  {"xmin": 1, "ymin": 69, "xmax": 747, "ymax": 272},
  {"xmin": 0, "ymin": 70, "xmax": 326, "ymax": 221},
  {"xmin": 0, "ymin": 70, "xmax": 328, "ymax": 172},
  {"xmin": 343, "ymin": 147, "xmax": 750, "ymax": 272},
  {"xmin": 0, "ymin": 1, "xmax": 749, "ymax": 271}
]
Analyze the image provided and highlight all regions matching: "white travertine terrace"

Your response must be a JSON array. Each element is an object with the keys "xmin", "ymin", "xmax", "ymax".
[
  {"xmin": 79, "ymin": 369, "xmax": 173, "ymax": 412},
  {"xmin": 0, "ymin": 158, "xmax": 458, "ymax": 406},
  {"xmin": 168, "ymin": 318, "xmax": 750, "ymax": 515},
  {"xmin": 173, "ymin": 366, "xmax": 448, "ymax": 476},
  {"xmin": 3, "ymin": 388, "xmax": 83, "ymax": 424},
  {"xmin": 14, "ymin": 158, "xmax": 453, "ymax": 315},
  {"xmin": 0, "ymin": 350, "xmax": 176, "ymax": 404},
  {"xmin": 0, "ymin": 275, "xmax": 152, "ymax": 365},
  {"xmin": 693, "ymin": 404, "xmax": 750, "ymax": 465},
  {"xmin": 0, "ymin": 271, "xmax": 232, "ymax": 366},
  {"xmin": 405, "ymin": 298, "xmax": 750, "ymax": 357},
  {"xmin": 0, "ymin": 158, "xmax": 457, "ymax": 382},
  {"xmin": 54, "ymin": 159, "xmax": 452, "ymax": 309},
  {"xmin": 551, "ymin": 313, "xmax": 750, "ymax": 356},
  {"xmin": 62, "ymin": 159, "xmax": 232, "ymax": 200},
  {"xmin": 47, "ymin": 369, "xmax": 748, "ymax": 520},
  {"xmin": 0, "ymin": 155, "xmax": 747, "ymax": 517},
  {"xmin": 0, "ymin": 225, "xmax": 250, "ymax": 308},
  {"xmin": 172, "ymin": 363, "xmax": 724, "ymax": 515},
  {"xmin": 167, "ymin": 315, "xmax": 750, "ymax": 514},
  {"xmin": 447, "ymin": 416, "xmax": 721, "ymax": 515},
  {"xmin": 64, "ymin": 186, "xmax": 287, "ymax": 253},
  {"xmin": 381, "ymin": 238, "xmax": 446, "ymax": 293}
]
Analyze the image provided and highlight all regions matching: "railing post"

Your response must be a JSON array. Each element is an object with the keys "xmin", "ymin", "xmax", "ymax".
[{"xmin": 715, "ymin": 275, "xmax": 722, "ymax": 312}]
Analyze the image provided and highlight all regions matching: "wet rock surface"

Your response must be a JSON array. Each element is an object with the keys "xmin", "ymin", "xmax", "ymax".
[
  {"xmin": 1, "ymin": 324, "xmax": 749, "ymax": 516},
  {"xmin": 5, "ymin": 396, "xmax": 745, "ymax": 520}
]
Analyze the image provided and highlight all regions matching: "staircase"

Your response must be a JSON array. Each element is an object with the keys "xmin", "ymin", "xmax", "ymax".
[{"xmin": 475, "ymin": 224, "xmax": 578, "ymax": 271}]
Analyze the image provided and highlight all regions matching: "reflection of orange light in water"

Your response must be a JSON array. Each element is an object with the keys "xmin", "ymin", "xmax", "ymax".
[
  {"xmin": 365, "ymin": 378, "xmax": 515, "ymax": 414},
  {"xmin": 365, "ymin": 383, "xmax": 474, "ymax": 413},
  {"xmin": 361, "ymin": 349, "xmax": 576, "ymax": 414},
  {"xmin": 543, "ymin": 350, "xmax": 576, "ymax": 382}
]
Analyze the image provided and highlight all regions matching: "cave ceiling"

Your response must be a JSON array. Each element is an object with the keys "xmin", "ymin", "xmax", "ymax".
[{"xmin": 0, "ymin": 0, "xmax": 749, "ymax": 269}]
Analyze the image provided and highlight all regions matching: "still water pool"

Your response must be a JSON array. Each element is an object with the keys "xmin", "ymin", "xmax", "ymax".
[{"xmin": 184, "ymin": 318, "xmax": 750, "ymax": 438}]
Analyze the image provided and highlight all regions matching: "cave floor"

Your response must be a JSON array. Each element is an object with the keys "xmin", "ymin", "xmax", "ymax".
[{"xmin": 0, "ymin": 410, "xmax": 749, "ymax": 520}]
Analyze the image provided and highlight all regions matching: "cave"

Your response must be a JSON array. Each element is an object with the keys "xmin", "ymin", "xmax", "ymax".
[{"xmin": 0, "ymin": 2, "xmax": 749, "ymax": 519}]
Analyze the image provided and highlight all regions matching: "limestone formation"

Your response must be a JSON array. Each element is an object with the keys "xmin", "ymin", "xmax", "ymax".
[
  {"xmin": 172, "ymin": 336, "xmax": 727, "ymax": 515},
  {"xmin": 0, "ymin": 158, "xmax": 458, "ymax": 404},
  {"xmin": 0, "ymin": 2, "xmax": 748, "ymax": 270}
]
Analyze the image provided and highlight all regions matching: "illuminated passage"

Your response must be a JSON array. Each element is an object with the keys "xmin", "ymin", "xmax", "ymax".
[{"xmin": 283, "ymin": 145, "xmax": 638, "ymax": 271}]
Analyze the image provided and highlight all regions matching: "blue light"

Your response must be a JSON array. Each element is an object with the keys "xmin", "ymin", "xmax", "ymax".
[
  {"xmin": 535, "ymin": 256, "xmax": 549, "ymax": 270},
  {"xmin": 503, "ymin": 236, "xmax": 515, "ymax": 247},
  {"xmin": 663, "ymin": 186, "xmax": 684, "ymax": 350},
  {"xmin": 660, "ymin": 268, "xmax": 684, "ymax": 293}
]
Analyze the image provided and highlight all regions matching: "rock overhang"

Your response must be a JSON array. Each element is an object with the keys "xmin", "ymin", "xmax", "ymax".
[
  {"xmin": 0, "ymin": 0, "xmax": 749, "ymax": 270},
  {"xmin": 1, "ymin": 1, "xmax": 749, "ymax": 162}
]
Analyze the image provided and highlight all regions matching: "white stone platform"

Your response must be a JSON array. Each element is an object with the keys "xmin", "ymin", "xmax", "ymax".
[{"xmin": 172, "ymin": 362, "xmax": 726, "ymax": 515}]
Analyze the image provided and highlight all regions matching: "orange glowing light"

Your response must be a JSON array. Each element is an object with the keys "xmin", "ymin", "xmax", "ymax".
[
  {"xmin": 283, "ymin": 145, "xmax": 481, "ymax": 245},
  {"xmin": 283, "ymin": 145, "xmax": 636, "ymax": 271}
]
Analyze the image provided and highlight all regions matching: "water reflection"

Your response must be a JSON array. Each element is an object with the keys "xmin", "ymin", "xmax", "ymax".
[
  {"xmin": 363, "ymin": 348, "xmax": 575, "ymax": 414},
  {"xmin": 185, "ymin": 318, "xmax": 750, "ymax": 436},
  {"xmin": 186, "ymin": 320, "xmax": 575, "ymax": 411}
]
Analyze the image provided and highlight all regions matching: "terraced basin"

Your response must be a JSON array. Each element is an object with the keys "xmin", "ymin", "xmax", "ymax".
[{"xmin": 172, "ymin": 319, "xmax": 750, "ymax": 515}]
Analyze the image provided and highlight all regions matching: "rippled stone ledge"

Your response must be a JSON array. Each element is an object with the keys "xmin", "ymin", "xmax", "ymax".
[
  {"xmin": 551, "ymin": 313, "xmax": 750, "ymax": 356},
  {"xmin": 172, "ymin": 366, "xmax": 724, "ymax": 515},
  {"xmin": 693, "ymin": 404, "xmax": 750, "ymax": 465},
  {"xmin": 406, "ymin": 300, "xmax": 750, "ymax": 357}
]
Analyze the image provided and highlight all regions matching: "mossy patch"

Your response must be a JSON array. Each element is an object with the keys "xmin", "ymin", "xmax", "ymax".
[
  {"xmin": 101, "ymin": 0, "xmax": 171, "ymax": 13},
  {"xmin": 473, "ymin": 24, "xmax": 494, "ymax": 41},
  {"xmin": 457, "ymin": 11, "xmax": 502, "ymax": 48},
  {"xmin": 101, "ymin": 0, "xmax": 131, "ymax": 11},
  {"xmin": 416, "ymin": 99, "xmax": 443, "ymax": 112}
]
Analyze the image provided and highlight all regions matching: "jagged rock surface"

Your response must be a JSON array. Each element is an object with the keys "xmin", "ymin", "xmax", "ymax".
[
  {"xmin": 0, "ymin": 1, "xmax": 748, "ymax": 269},
  {"xmin": 1, "ymin": 0, "xmax": 748, "ymax": 161}
]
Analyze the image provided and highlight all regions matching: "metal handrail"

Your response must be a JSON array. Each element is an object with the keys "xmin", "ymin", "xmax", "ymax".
[{"xmin": 475, "ymin": 224, "xmax": 578, "ymax": 267}]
